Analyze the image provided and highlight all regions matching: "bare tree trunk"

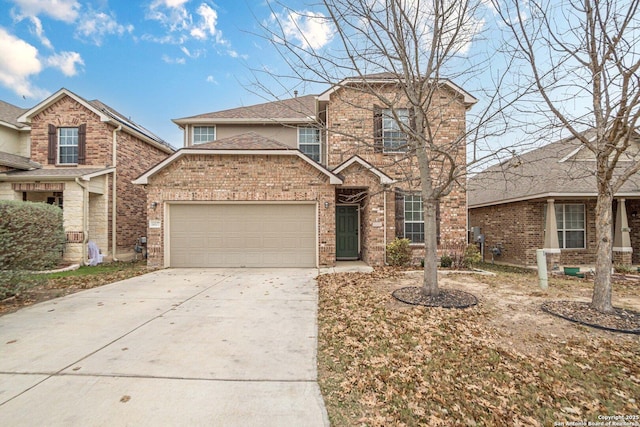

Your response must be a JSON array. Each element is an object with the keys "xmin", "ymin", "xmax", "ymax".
[
  {"xmin": 422, "ymin": 198, "xmax": 439, "ymax": 297},
  {"xmin": 592, "ymin": 189, "xmax": 614, "ymax": 313}
]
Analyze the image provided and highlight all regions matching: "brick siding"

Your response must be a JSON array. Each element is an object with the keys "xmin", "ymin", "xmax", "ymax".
[
  {"xmin": 27, "ymin": 95, "xmax": 170, "ymax": 259},
  {"xmin": 469, "ymin": 199, "xmax": 615, "ymax": 266},
  {"xmin": 326, "ymin": 85, "xmax": 468, "ymax": 260},
  {"xmin": 145, "ymin": 154, "xmax": 336, "ymax": 268}
]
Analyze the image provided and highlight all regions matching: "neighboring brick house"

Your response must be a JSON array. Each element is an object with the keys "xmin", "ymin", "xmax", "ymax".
[
  {"xmin": 0, "ymin": 89, "xmax": 174, "ymax": 264},
  {"xmin": 468, "ymin": 130, "xmax": 640, "ymax": 267},
  {"xmin": 135, "ymin": 74, "xmax": 476, "ymax": 268}
]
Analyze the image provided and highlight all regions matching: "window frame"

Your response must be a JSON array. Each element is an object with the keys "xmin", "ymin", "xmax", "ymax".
[
  {"xmin": 298, "ymin": 126, "xmax": 321, "ymax": 162},
  {"xmin": 192, "ymin": 126, "xmax": 216, "ymax": 145},
  {"xmin": 556, "ymin": 203, "xmax": 586, "ymax": 249},
  {"xmin": 382, "ymin": 108, "xmax": 409, "ymax": 153},
  {"xmin": 404, "ymin": 193, "xmax": 425, "ymax": 244},
  {"xmin": 58, "ymin": 127, "xmax": 79, "ymax": 165}
]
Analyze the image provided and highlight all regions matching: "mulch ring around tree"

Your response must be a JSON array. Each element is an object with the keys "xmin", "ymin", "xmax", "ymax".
[
  {"xmin": 392, "ymin": 287, "xmax": 478, "ymax": 309},
  {"xmin": 542, "ymin": 301, "xmax": 640, "ymax": 334}
]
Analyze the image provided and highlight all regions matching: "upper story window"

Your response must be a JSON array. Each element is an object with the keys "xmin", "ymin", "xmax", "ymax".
[
  {"xmin": 193, "ymin": 126, "xmax": 215, "ymax": 145},
  {"xmin": 48, "ymin": 124, "xmax": 86, "ymax": 166},
  {"xmin": 298, "ymin": 126, "xmax": 321, "ymax": 162},
  {"xmin": 58, "ymin": 127, "xmax": 79, "ymax": 164},
  {"xmin": 556, "ymin": 204, "xmax": 586, "ymax": 249},
  {"xmin": 374, "ymin": 107, "xmax": 409, "ymax": 153}
]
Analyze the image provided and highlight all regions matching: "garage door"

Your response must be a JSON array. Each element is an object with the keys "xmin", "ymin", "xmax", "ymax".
[{"xmin": 169, "ymin": 203, "xmax": 316, "ymax": 267}]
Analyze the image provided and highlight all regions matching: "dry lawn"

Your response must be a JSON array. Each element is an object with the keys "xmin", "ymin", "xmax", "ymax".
[{"xmin": 317, "ymin": 267, "xmax": 640, "ymax": 426}]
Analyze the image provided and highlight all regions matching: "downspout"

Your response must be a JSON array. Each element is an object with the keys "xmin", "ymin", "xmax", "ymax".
[
  {"xmin": 75, "ymin": 177, "xmax": 89, "ymax": 266},
  {"xmin": 383, "ymin": 187, "xmax": 387, "ymax": 265},
  {"xmin": 112, "ymin": 125, "xmax": 122, "ymax": 261}
]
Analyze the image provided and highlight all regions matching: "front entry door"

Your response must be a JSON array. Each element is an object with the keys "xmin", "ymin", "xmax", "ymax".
[{"xmin": 336, "ymin": 205, "xmax": 359, "ymax": 259}]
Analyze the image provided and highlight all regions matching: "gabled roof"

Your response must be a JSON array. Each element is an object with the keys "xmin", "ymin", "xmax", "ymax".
[
  {"xmin": 133, "ymin": 132, "xmax": 343, "ymax": 185},
  {"xmin": 0, "ymin": 100, "xmax": 29, "ymax": 130},
  {"xmin": 173, "ymin": 94, "xmax": 317, "ymax": 126},
  {"xmin": 194, "ymin": 132, "xmax": 295, "ymax": 150},
  {"xmin": 333, "ymin": 155, "xmax": 395, "ymax": 184},
  {"xmin": 318, "ymin": 72, "xmax": 477, "ymax": 107},
  {"xmin": 468, "ymin": 129, "xmax": 640, "ymax": 208},
  {"xmin": 0, "ymin": 151, "xmax": 40, "ymax": 170},
  {"xmin": 17, "ymin": 88, "xmax": 174, "ymax": 153}
]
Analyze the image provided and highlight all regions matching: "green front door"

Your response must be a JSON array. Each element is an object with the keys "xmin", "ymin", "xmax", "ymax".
[{"xmin": 336, "ymin": 205, "xmax": 359, "ymax": 259}]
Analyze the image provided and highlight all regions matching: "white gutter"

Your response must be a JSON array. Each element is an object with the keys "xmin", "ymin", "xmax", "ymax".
[
  {"xmin": 383, "ymin": 188, "xmax": 387, "ymax": 264},
  {"xmin": 74, "ymin": 177, "xmax": 89, "ymax": 266},
  {"xmin": 112, "ymin": 125, "xmax": 122, "ymax": 261}
]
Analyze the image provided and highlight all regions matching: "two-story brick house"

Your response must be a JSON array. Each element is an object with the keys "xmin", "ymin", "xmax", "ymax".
[
  {"xmin": 0, "ymin": 89, "xmax": 174, "ymax": 264},
  {"xmin": 134, "ymin": 74, "xmax": 476, "ymax": 268}
]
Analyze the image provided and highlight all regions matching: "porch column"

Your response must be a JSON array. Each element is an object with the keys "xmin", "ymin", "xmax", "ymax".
[
  {"xmin": 543, "ymin": 199, "xmax": 560, "ymax": 269},
  {"xmin": 543, "ymin": 199, "xmax": 560, "ymax": 252},
  {"xmin": 613, "ymin": 198, "xmax": 632, "ymax": 264}
]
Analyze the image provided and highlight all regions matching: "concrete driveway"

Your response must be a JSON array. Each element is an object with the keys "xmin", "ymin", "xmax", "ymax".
[{"xmin": 0, "ymin": 268, "xmax": 329, "ymax": 426}]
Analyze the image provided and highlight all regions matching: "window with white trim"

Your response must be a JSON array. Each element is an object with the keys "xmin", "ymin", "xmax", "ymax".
[
  {"xmin": 404, "ymin": 194, "xmax": 424, "ymax": 243},
  {"xmin": 556, "ymin": 204, "xmax": 585, "ymax": 249},
  {"xmin": 193, "ymin": 126, "xmax": 215, "ymax": 145},
  {"xmin": 58, "ymin": 127, "xmax": 78, "ymax": 164},
  {"xmin": 298, "ymin": 126, "xmax": 321, "ymax": 162},
  {"xmin": 383, "ymin": 108, "xmax": 409, "ymax": 152}
]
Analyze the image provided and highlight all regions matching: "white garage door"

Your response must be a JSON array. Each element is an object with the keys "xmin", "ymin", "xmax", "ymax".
[{"xmin": 169, "ymin": 203, "xmax": 316, "ymax": 268}]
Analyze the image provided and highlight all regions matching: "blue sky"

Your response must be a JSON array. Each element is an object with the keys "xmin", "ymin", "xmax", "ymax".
[
  {"xmin": 0, "ymin": 0, "xmax": 602, "ymax": 162},
  {"xmin": 0, "ymin": 0, "xmax": 334, "ymax": 147}
]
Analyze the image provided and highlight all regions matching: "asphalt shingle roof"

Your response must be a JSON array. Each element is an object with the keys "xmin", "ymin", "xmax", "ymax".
[
  {"xmin": 0, "ymin": 151, "xmax": 40, "ymax": 170},
  {"xmin": 0, "ymin": 100, "xmax": 28, "ymax": 128},
  {"xmin": 187, "ymin": 132, "xmax": 296, "ymax": 151},
  {"xmin": 468, "ymin": 131, "xmax": 640, "ymax": 207},
  {"xmin": 1, "ymin": 167, "xmax": 110, "ymax": 179},
  {"xmin": 175, "ymin": 94, "xmax": 317, "ymax": 122},
  {"xmin": 88, "ymin": 99, "xmax": 173, "ymax": 150}
]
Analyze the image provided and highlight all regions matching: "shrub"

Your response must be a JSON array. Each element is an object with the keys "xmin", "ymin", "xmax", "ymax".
[
  {"xmin": 440, "ymin": 254, "xmax": 453, "ymax": 268},
  {"xmin": 614, "ymin": 264, "xmax": 634, "ymax": 274},
  {"xmin": 0, "ymin": 201, "xmax": 66, "ymax": 299},
  {"xmin": 386, "ymin": 238, "xmax": 412, "ymax": 266},
  {"xmin": 463, "ymin": 244, "xmax": 482, "ymax": 269}
]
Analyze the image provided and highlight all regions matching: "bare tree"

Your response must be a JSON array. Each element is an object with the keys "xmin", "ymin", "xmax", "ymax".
[
  {"xmin": 251, "ymin": 0, "xmax": 516, "ymax": 298},
  {"xmin": 494, "ymin": 0, "xmax": 640, "ymax": 313}
]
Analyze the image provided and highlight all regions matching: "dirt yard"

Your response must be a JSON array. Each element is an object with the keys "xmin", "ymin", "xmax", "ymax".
[{"xmin": 317, "ymin": 268, "xmax": 640, "ymax": 426}]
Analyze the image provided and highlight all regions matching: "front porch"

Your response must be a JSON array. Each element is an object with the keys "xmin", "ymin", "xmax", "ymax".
[{"xmin": 0, "ymin": 168, "xmax": 112, "ymax": 264}]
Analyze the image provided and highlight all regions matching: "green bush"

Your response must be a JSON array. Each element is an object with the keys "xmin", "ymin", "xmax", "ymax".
[
  {"xmin": 440, "ymin": 254, "xmax": 453, "ymax": 268},
  {"xmin": 386, "ymin": 238, "xmax": 412, "ymax": 266},
  {"xmin": 0, "ymin": 201, "xmax": 66, "ymax": 299},
  {"xmin": 463, "ymin": 244, "xmax": 482, "ymax": 269},
  {"xmin": 614, "ymin": 264, "xmax": 634, "ymax": 274}
]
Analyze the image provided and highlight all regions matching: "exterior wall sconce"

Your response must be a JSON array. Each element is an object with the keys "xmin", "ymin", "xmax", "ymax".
[
  {"xmin": 150, "ymin": 202, "xmax": 158, "ymax": 210},
  {"xmin": 324, "ymin": 202, "xmax": 330, "ymax": 208}
]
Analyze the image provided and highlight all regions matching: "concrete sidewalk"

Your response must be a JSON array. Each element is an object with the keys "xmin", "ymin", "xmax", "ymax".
[{"xmin": 0, "ymin": 268, "xmax": 329, "ymax": 426}]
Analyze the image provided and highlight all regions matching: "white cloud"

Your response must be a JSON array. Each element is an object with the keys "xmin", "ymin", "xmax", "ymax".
[
  {"xmin": 145, "ymin": 1, "xmax": 228, "ymax": 50},
  {"xmin": 0, "ymin": 27, "xmax": 48, "ymax": 98},
  {"xmin": 190, "ymin": 3, "xmax": 224, "ymax": 43},
  {"xmin": 364, "ymin": 0, "xmax": 484, "ymax": 56},
  {"xmin": 180, "ymin": 46, "xmax": 203, "ymax": 58},
  {"xmin": 29, "ymin": 16, "xmax": 53, "ymax": 49},
  {"xmin": 9, "ymin": 0, "xmax": 80, "ymax": 23},
  {"xmin": 146, "ymin": 0, "xmax": 191, "ymax": 33},
  {"xmin": 75, "ymin": 9, "xmax": 134, "ymax": 46},
  {"xmin": 206, "ymin": 75, "xmax": 217, "ymax": 84},
  {"xmin": 161, "ymin": 54, "xmax": 186, "ymax": 64},
  {"xmin": 45, "ymin": 51, "xmax": 84, "ymax": 76},
  {"xmin": 272, "ymin": 9, "xmax": 333, "ymax": 50}
]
